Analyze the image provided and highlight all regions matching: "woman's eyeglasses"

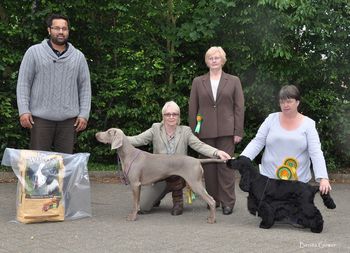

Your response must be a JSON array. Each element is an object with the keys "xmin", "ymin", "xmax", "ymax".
[
  {"xmin": 163, "ymin": 113, "xmax": 179, "ymax": 118},
  {"xmin": 208, "ymin": 56, "xmax": 221, "ymax": 61}
]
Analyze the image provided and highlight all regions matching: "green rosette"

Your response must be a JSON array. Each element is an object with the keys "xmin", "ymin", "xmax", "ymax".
[
  {"xmin": 276, "ymin": 165, "xmax": 292, "ymax": 180},
  {"xmin": 284, "ymin": 158, "xmax": 298, "ymax": 170},
  {"xmin": 194, "ymin": 114, "xmax": 203, "ymax": 134}
]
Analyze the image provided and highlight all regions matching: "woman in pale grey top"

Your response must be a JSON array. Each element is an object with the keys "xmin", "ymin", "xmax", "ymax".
[
  {"xmin": 241, "ymin": 85, "xmax": 331, "ymax": 194},
  {"xmin": 128, "ymin": 101, "xmax": 231, "ymax": 215}
]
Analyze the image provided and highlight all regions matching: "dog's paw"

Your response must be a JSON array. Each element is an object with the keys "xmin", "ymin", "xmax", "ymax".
[
  {"xmin": 259, "ymin": 220, "xmax": 273, "ymax": 229},
  {"xmin": 310, "ymin": 217, "xmax": 323, "ymax": 233},
  {"xmin": 127, "ymin": 212, "xmax": 138, "ymax": 221},
  {"xmin": 310, "ymin": 225, "xmax": 323, "ymax": 233},
  {"xmin": 259, "ymin": 223, "xmax": 269, "ymax": 229},
  {"xmin": 207, "ymin": 217, "xmax": 216, "ymax": 224}
]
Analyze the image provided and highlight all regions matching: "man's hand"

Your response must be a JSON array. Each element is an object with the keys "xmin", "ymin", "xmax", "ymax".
[
  {"xmin": 74, "ymin": 117, "xmax": 88, "ymax": 132},
  {"xmin": 19, "ymin": 113, "xmax": 34, "ymax": 129}
]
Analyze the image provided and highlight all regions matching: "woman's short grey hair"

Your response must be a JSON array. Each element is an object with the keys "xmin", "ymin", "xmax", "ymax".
[
  {"xmin": 205, "ymin": 46, "xmax": 227, "ymax": 66},
  {"xmin": 279, "ymin": 85, "xmax": 301, "ymax": 101},
  {"xmin": 161, "ymin": 101, "xmax": 181, "ymax": 125}
]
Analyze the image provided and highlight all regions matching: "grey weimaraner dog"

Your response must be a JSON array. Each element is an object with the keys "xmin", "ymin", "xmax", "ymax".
[{"xmin": 96, "ymin": 128, "xmax": 226, "ymax": 223}]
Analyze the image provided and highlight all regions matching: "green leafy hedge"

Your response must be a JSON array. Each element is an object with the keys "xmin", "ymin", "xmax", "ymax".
[{"xmin": 0, "ymin": 0, "xmax": 349, "ymax": 171}]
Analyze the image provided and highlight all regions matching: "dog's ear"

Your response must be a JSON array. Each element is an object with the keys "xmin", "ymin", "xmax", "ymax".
[
  {"xmin": 239, "ymin": 174, "xmax": 251, "ymax": 192},
  {"xmin": 110, "ymin": 129, "xmax": 123, "ymax": 149},
  {"xmin": 238, "ymin": 156, "xmax": 253, "ymax": 192}
]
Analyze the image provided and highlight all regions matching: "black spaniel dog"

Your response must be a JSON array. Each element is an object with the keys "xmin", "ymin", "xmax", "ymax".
[{"xmin": 227, "ymin": 156, "xmax": 336, "ymax": 233}]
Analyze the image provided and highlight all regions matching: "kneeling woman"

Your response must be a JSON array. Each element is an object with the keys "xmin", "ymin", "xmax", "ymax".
[{"xmin": 127, "ymin": 101, "xmax": 230, "ymax": 215}]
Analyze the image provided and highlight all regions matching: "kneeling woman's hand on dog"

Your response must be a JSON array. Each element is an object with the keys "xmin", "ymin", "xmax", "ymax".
[
  {"xmin": 216, "ymin": 150, "xmax": 231, "ymax": 160},
  {"xmin": 319, "ymin": 178, "xmax": 332, "ymax": 195}
]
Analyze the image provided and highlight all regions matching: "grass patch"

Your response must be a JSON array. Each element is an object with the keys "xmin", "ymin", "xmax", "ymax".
[
  {"xmin": 0, "ymin": 165, "xmax": 11, "ymax": 172},
  {"xmin": 88, "ymin": 162, "xmax": 119, "ymax": 171}
]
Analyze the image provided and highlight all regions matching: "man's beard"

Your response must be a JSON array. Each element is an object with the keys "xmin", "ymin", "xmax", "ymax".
[{"xmin": 51, "ymin": 36, "xmax": 68, "ymax": 46}]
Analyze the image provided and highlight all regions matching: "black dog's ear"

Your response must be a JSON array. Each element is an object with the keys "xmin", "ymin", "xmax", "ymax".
[
  {"xmin": 227, "ymin": 156, "xmax": 252, "ymax": 191},
  {"xmin": 239, "ymin": 173, "xmax": 251, "ymax": 192},
  {"xmin": 237, "ymin": 156, "xmax": 252, "ymax": 192}
]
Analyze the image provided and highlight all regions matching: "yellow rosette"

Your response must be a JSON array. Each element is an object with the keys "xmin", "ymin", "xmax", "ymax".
[
  {"xmin": 283, "ymin": 158, "xmax": 298, "ymax": 180},
  {"xmin": 276, "ymin": 158, "xmax": 299, "ymax": 180},
  {"xmin": 186, "ymin": 186, "xmax": 196, "ymax": 204}
]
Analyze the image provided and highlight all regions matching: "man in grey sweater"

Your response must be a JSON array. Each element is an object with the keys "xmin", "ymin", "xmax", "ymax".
[{"xmin": 16, "ymin": 14, "xmax": 91, "ymax": 154}]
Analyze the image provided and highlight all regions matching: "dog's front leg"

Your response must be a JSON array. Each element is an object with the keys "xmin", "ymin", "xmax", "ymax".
[
  {"xmin": 127, "ymin": 184, "xmax": 141, "ymax": 221},
  {"xmin": 258, "ymin": 202, "xmax": 275, "ymax": 229},
  {"xmin": 247, "ymin": 195, "xmax": 258, "ymax": 216}
]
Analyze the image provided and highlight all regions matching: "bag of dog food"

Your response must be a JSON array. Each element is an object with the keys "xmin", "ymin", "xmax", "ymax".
[
  {"xmin": 1, "ymin": 148, "xmax": 91, "ymax": 224},
  {"xmin": 16, "ymin": 150, "xmax": 65, "ymax": 223}
]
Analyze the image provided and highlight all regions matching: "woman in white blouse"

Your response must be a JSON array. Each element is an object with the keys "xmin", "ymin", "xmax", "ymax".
[{"xmin": 241, "ymin": 85, "xmax": 332, "ymax": 194}]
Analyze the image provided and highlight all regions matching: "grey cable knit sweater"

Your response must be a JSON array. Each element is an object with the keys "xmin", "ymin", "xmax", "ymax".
[{"xmin": 17, "ymin": 39, "xmax": 91, "ymax": 121}]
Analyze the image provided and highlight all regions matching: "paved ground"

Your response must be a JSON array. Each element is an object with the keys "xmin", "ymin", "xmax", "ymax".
[{"xmin": 0, "ymin": 179, "xmax": 349, "ymax": 253}]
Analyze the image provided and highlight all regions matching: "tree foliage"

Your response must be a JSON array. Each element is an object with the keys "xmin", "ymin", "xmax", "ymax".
[{"xmin": 0, "ymin": 0, "xmax": 349, "ymax": 170}]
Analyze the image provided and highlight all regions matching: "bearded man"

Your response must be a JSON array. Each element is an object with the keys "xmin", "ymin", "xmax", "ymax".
[{"xmin": 16, "ymin": 13, "xmax": 91, "ymax": 153}]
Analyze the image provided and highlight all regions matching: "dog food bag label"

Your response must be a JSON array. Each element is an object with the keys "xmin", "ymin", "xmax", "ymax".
[
  {"xmin": 16, "ymin": 150, "xmax": 65, "ymax": 223},
  {"xmin": 1, "ymin": 148, "xmax": 91, "ymax": 224}
]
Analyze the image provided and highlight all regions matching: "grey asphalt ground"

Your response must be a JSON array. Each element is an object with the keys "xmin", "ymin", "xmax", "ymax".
[{"xmin": 0, "ymin": 177, "xmax": 349, "ymax": 253}]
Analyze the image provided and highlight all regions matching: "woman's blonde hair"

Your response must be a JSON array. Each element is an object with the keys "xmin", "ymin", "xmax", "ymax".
[
  {"xmin": 161, "ymin": 101, "xmax": 181, "ymax": 125},
  {"xmin": 205, "ymin": 46, "xmax": 227, "ymax": 66}
]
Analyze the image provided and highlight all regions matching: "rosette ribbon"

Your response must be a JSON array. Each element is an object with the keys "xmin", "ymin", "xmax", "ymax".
[
  {"xmin": 194, "ymin": 114, "xmax": 203, "ymax": 134},
  {"xmin": 186, "ymin": 187, "xmax": 196, "ymax": 204}
]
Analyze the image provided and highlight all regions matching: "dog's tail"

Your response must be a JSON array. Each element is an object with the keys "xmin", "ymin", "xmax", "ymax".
[
  {"xmin": 199, "ymin": 159, "xmax": 227, "ymax": 164},
  {"xmin": 320, "ymin": 193, "xmax": 336, "ymax": 209}
]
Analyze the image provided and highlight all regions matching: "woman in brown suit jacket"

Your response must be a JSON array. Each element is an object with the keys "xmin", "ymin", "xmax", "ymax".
[{"xmin": 188, "ymin": 46, "xmax": 245, "ymax": 215}]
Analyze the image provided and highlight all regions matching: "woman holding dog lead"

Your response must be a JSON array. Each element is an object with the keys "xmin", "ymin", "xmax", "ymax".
[
  {"xmin": 188, "ymin": 46, "xmax": 245, "ymax": 215},
  {"xmin": 127, "ymin": 101, "xmax": 231, "ymax": 216},
  {"xmin": 240, "ymin": 85, "xmax": 332, "ymax": 194}
]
